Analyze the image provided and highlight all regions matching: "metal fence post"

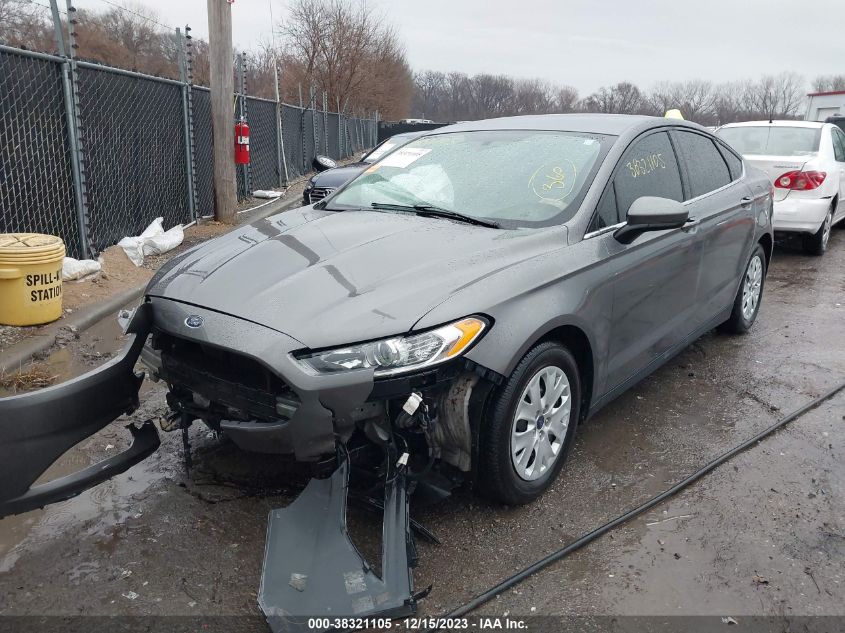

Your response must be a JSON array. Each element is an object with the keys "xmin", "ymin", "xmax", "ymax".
[
  {"xmin": 374, "ymin": 110, "xmax": 379, "ymax": 146},
  {"xmin": 336, "ymin": 96, "xmax": 342, "ymax": 159},
  {"xmin": 59, "ymin": 0, "xmax": 92, "ymax": 258},
  {"xmin": 341, "ymin": 97, "xmax": 349, "ymax": 157},
  {"xmin": 322, "ymin": 91, "xmax": 328, "ymax": 156},
  {"xmin": 237, "ymin": 53, "xmax": 250, "ymax": 197},
  {"xmin": 48, "ymin": 0, "xmax": 65, "ymax": 56},
  {"xmin": 273, "ymin": 62, "xmax": 288, "ymax": 187},
  {"xmin": 176, "ymin": 27, "xmax": 196, "ymax": 222},
  {"xmin": 299, "ymin": 83, "xmax": 306, "ymax": 173},
  {"xmin": 310, "ymin": 85, "xmax": 318, "ymax": 160}
]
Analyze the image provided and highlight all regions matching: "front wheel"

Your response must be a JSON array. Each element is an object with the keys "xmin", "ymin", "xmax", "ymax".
[
  {"xmin": 478, "ymin": 342, "xmax": 580, "ymax": 505},
  {"xmin": 719, "ymin": 243, "xmax": 767, "ymax": 335}
]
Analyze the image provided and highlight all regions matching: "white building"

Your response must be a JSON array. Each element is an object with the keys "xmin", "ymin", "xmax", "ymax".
[{"xmin": 805, "ymin": 90, "xmax": 845, "ymax": 121}]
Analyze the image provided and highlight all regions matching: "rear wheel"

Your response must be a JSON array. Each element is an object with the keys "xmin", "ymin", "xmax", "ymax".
[
  {"xmin": 478, "ymin": 342, "xmax": 580, "ymax": 505},
  {"xmin": 802, "ymin": 207, "xmax": 833, "ymax": 256},
  {"xmin": 719, "ymin": 244, "xmax": 766, "ymax": 335}
]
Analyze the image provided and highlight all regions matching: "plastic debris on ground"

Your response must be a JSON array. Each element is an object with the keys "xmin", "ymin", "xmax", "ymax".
[
  {"xmin": 252, "ymin": 190, "xmax": 283, "ymax": 199},
  {"xmin": 118, "ymin": 217, "xmax": 184, "ymax": 267},
  {"xmin": 62, "ymin": 257, "xmax": 102, "ymax": 281}
]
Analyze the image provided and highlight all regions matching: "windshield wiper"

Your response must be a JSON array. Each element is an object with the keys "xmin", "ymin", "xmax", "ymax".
[{"xmin": 370, "ymin": 202, "xmax": 499, "ymax": 228}]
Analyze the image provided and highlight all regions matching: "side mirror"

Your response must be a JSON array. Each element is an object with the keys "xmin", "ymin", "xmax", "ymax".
[{"xmin": 613, "ymin": 196, "xmax": 689, "ymax": 244}]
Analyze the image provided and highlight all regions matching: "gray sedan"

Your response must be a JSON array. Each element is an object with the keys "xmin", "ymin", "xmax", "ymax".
[
  {"xmin": 1, "ymin": 112, "xmax": 774, "ymax": 510},
  {"xmin": 0, "ymin": 113, "xmax": 773, "ymax": 624}
]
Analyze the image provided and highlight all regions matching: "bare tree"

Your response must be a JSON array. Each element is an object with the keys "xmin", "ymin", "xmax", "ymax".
[
  {"xmin": 812, "ymin": 75, "xmax": 845, "ymax": 93},
  {"xmin": 280, "ymin": 0, "xmax": 412, "ymax": 119},
  {"xmin": 712, "ymin": 81, "xmax": 753, "ymax": 124},
  {"xmin": 0, "ymin": 0, "xmax": 54, "ymax": 51},
  {"xmin": 649, "ymin": 80, "xmax": 716, "ymax": 124},
  {"xmin": 583, "ymin": 82, "xmax": 648, "ymax": 114},
  {"xmin": 75, "ymin": 5, "xmax": 176, "ymax": 77},
  {"xmin": 413, "ymin": 70, "xmax": 447, "ymax": 119},
  {"xmin": 746, "ymin": 72, "xmax": 805, "ymax": 119},
  {"xmin": 553, "ymin": 85, "xmax": 580, "ymax": 113}
]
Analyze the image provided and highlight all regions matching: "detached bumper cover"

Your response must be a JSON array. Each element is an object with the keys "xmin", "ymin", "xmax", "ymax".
[
  {"xmin": 260, "ymin": 458, "xmax": 416, "ymax": 632},
  {"xmin": 0, "ymin": 303, "xmax": 159, "ymax": 518}
]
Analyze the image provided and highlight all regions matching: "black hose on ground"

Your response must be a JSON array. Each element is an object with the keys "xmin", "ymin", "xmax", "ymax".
[{"xmin": 427, "ymin": 379, "xmax": 845, "ymax": 628}]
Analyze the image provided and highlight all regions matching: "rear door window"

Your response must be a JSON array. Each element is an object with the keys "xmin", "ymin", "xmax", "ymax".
[
  {"xmin": 716, "ymin": 143, "xmax": 743, "ymax": 181},
  {"xmin": 613, "ymin": 131, "xmax": 683, "ymax": 219},
  {"xmin": 673, "ymin": 130, "xmax": 732, "ymax": 199}
]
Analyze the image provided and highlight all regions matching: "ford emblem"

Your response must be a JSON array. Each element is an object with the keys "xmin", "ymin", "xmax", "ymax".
[{"xmin": 185, "ymin": 315, "xmax": 204, "ymax": 328}]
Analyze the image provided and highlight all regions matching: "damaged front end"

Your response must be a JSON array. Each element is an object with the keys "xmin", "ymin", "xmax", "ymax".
[
  {"xmin": 141, "ymin": 299, "xmax": 496, "ymax": 628},
  {"xmin": 0, "ymin": 294, "xmax": 496, "ymax": 630}
]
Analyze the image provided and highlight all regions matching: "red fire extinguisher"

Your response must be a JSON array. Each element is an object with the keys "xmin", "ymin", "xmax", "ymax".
[{"xmin": 235, "ymin": 119, "xmax": 250, "ymax": 165}]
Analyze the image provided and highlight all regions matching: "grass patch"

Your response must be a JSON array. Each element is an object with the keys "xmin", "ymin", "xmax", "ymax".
[{"xmin": 0, "ymin": 363, "xmax": 57, "ymax": 394}]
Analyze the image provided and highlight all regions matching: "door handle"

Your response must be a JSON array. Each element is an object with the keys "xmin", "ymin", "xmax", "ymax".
[{"xmin": 740, "ymin": 196, "xmax": 753, "ymax": 209}]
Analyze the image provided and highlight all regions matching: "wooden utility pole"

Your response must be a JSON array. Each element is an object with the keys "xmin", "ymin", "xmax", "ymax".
[{"xmin": 207, "ymin": 0, "xmax": 236, "ymax": 223}]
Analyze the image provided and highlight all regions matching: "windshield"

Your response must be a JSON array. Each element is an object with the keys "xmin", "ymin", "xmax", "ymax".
[
  {"xmin": 325, "ymin": 130, "xmax": 611, "ymax": 228},
  {"xmin": 717, "ymin": 126, "xmax": 821, "ymax": 157}
]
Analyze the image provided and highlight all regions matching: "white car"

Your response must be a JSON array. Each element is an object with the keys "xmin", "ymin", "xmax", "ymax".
[{"xmin": 717, "ymin": 120, "xmax": 845, "ymax": 255}]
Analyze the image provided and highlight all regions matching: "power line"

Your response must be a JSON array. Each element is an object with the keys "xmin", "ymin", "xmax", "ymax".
[
  {"xmin": 89, "ymin": 0, "xmax": 175, "ymax": 31},
  {"xmin": 23, "ymin": 0, "xmax": 64, "ymax": 14}
]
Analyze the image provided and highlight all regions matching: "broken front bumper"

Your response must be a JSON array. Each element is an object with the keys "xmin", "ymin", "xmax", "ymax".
[
  {"xmin": 0, "ymin": 303, "xmax": 160, "ymax": 518},
  {"xmin": 146, "ymin": 296, "xmax": 377, "ymax": 461}
]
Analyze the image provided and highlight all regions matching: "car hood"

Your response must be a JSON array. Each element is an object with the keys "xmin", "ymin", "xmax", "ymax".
[
  {"xmin": 309, "ymin": 163, "xmax": 368, "ymax": 189},
  {"xmin": 146, "ymin": 207, "xmax": 567, "ymax": 349}
]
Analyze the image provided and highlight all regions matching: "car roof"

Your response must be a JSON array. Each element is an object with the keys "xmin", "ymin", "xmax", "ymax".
[
  {"xmin": 427, "ymin": 113, "xmax": 687, "ymax": 136},
  {"xmin": 719, "ymin": 120, "xmax": 825, "ymax": 129},
  {"xmin": 390, "ymin": 130, "xmax": 429, "ymax": 139}
]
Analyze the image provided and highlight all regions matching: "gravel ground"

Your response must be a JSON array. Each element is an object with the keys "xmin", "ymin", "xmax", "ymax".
[{"xmin": 0, "ymin": 228, "xmax": 843, "ymax": 629}]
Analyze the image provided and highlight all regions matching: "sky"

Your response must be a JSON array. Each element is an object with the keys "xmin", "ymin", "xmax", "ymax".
[{"xmin": 72, "ymin": 0, "xmax": 842, "ymax": 95}]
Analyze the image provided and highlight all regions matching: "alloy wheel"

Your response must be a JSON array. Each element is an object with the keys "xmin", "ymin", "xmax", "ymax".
[{"xmin": 741, "ymin": 254, "xmax": 763, "ymax": 321}]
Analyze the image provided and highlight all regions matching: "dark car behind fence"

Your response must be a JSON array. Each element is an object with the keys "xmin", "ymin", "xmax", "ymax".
[{"xmin": 0, "ymin": 43, "xmax": 377, "ymax": 259}]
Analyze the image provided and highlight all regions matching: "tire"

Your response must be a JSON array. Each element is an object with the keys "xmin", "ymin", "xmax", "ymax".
[
  {"xmin": 478, "ymin": 341, "xmax": 581, "ymax": 505},
  {"xmin": 312, "ymin": 155, "xmax": 337, "ymax": 172},
  {"xmin": 719, "ymin": 243, "xmax": 767, "ymax": 335},
  {"xmin": 802, "ymin": 206, "xmax": 833, "ymax": 256}
]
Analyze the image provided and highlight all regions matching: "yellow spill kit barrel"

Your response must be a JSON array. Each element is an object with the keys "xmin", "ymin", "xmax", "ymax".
[{"xmin": 0, "ymin": 233, "xmax": 66, "ymax": 326}]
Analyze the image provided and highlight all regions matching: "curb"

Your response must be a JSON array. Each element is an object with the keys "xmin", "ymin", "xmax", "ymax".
[
  {"xmin": 0, "ymin": 282, "xmax": 147, "ymax": 375},
  {"xmin": 237, "ymin": 190, "xmax": 305, "ymax": 223},
  {"xmin": 0, "ymin": 193, "xmax": 305, "ymax": 374}
]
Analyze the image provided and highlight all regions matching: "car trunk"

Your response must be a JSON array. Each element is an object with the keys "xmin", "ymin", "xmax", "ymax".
[{"xmin": 742, "ymin": 155, "xmax": 812, "ymax": 201}]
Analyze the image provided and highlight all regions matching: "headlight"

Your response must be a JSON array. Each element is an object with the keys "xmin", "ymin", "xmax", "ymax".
[{"xmin": 294, "ymin": 317, "xmax": 487, "ymax": 377}]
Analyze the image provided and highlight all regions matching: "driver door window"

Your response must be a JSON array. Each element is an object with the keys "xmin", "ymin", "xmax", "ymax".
[{"xmin": 589, "ymin": 131, "xmax": 684, "ymax": 232}]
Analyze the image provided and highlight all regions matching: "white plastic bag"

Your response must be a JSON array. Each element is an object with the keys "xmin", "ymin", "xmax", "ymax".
[
  {"xmin": 118, "ymin": 217, "xmax": 184, "ymax": 266},
  {"xmin": 253, "ymin": 189, "xmax": 282, "ymax": 199},
  {"xmin": 62, "ymin": 256, "xmax": 102, "ymax": 281}
]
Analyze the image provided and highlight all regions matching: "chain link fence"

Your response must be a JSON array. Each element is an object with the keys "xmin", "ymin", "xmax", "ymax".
[
  {"xmin": 0, "ymin": 47, "xmax": 81, "ymax": 257},
  {"xmin": 0, "ymin": 41, "xmax": 377, "ymax": 258},
  {"xmin": 191, "ymin": 87, "xmax": 215, "ymax": 217},
  {"xmin": 76, "ymin": 64, "xmax": 190, "ymax": 252},
  {"xmin": 281, "ymin": 104, "xmax": 306, "ymax": 181}
]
